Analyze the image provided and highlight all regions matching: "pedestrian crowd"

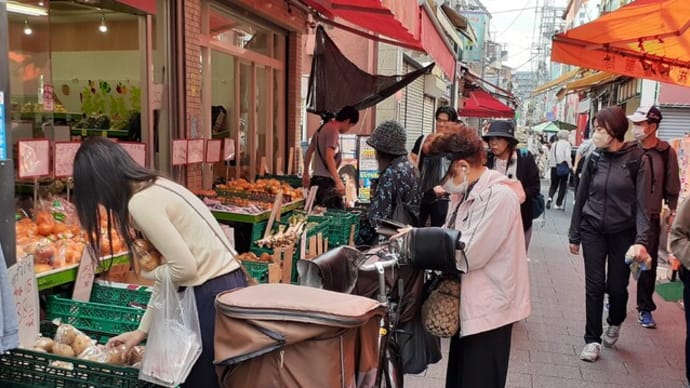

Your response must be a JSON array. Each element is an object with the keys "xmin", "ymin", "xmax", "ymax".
[{"xmin": 299, "ymin": 102, "xmax": 689, "ymax": 387}]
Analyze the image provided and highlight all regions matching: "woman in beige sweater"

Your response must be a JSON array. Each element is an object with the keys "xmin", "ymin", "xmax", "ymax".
[{"xmin": 72, "ymin": 137, "xmax": 245, "ymax": 388}]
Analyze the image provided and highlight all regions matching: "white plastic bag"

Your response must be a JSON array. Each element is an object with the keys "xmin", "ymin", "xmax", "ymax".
[{"xmin": 139, "ymin": 269, "xmax": 202, "ymax": 387}]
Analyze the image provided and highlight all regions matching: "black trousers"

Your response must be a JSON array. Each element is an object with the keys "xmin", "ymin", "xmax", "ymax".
[
  {"xmin": 419, "ymin": 191, "xmax": 449, "ymax": 227},
  {"xmin": 548, "ymin": 167, "xmax": 568, "ymax": 206},
  {"xmin": 637, "ymin": 216, "xmax": 660, "ymax": 312},
  {"xmin": 679, "ymin": 266, "xmax": 690, "ymax": 384},
  {"xmin": 445, "ymin": 323, "xmax": 513, "ymax": 388},
  {"xmin": 182, "ymin": 269, "xmax": 247, "ymax": 388},
  {"xmin": 581, "ymin": 218, "xmax": 634, "ymax": 344},
  {"xmin": 310, "ymin": 176, "xmax": 344, "ymax": 209}
]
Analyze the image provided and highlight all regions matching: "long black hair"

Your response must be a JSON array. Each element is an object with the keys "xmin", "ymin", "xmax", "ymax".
[{"xmin": 73, "ymin": 137, "xmax": 158, "ymax": 265}]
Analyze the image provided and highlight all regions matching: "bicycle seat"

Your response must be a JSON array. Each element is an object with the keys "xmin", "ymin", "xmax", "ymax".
[{"xmin": 297, "ymin": 246, "xmax": 366, "ymax": 294}]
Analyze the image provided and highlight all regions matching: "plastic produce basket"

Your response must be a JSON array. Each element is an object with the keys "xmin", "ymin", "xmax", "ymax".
[
  {"xmin": 240, "ymin": 259, "xmax": 269, "ymax": 284},
  {"xmin": 324, "ymin": 210, "xmax": 360, "ymax": 247},
  {"xmin": 0, "ymin": 320, "xmax": 155, "ymax": 387},
  {"xmin": 90, "ymin": 283, "xmax": 152, "ymax": 308}
]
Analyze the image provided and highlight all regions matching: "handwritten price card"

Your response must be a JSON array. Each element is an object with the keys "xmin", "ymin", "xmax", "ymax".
[
  {"xmin": 187, "ymin": 139, "xmax": 205, "ymax": 164},
  {"xmin": 72, "ymin": 249, "xmax": 95, "ymax": 302},
  {"xmin": 205, "ymin": 139, "xmax": 221, "ymax": 163},
  {"xmin": 54, "ymin": 142, "xmax": 81, "ymax": 178},
  {"xmin": 8, "ymin": 256, "xmax": 39, "ymax": 347},
  {"xmin": 223, "ymin": 138, "xmax": 235, "ymax": 161},
  {"xmin": 121, "ymin": 142, "xmax": 147, "ymax": 167},
  {"xmin": 18, "ymin": 139, "xmax": 50, "ymax": 178},
  {"xmin": 172, "ymin": 139, "xmax": 188, "ymax": 166}
]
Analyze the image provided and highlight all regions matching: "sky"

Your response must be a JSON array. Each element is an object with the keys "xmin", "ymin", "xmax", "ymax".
[{"xmin": 481, "ymin": 0, "xmax": 569, "ymax": 71}]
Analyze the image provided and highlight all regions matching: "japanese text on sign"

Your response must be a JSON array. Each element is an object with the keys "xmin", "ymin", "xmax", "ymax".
[
  {"xmin": 187, "ymin": 139, "xmax": 205, "ymax": 164},
  {"xmin": 172, "ymin": 139, "xmax": 188, "ymax": 166},
  {"xmin": 8, "ymin": 257, "xmax": 40, "ymax": 347},
  {"xmin": 54, "ymin": 142, "xmax": 81, "ymax": 177},
  {"xmin": 18, "ymin": 139, "xmax": 51, "ymax": 178}
]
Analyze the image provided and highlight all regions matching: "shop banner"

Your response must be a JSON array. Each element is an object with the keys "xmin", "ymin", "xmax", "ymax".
[
  {"xmin": 8, "ymin": 256, "xmax": 40, "ymax": 347},
  {"xmin": 187, "ymin": 139, "xmax": 205, "ymax": 164},
  {"xmin": 172, "ymin": 139, "xmax": 188, "ymax": 166},
  {"xmin": 18, "ymin": 139, "xmax": 50, "ymax": 178},
  {"xmin": 357, "ymin": 136, "xmax": 379, "ymax": 201},
  {"xmin": 205, "ymin": 139, "xmax": 222, "ymax": 163},
  {"xmin": 120, "ymin": 142, "xmax": 147, "ymax": 167},
  {"xmin": 460, "ymin": 11, "xmax": 490, "ymax": 64},
  {"xmin": 54, "ymin": 142, "xmax": 81, "ymax": 178}
]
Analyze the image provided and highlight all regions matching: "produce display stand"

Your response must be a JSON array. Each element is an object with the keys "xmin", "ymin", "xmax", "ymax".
[
  {"xmin": 0, "ymin": 283, "xmax": 156, "ymax": 388},
  {"xmin": 18, "ymin": 112, "xmax": 83, "ymax": 122},
  {"xmin": 36, "ymin": 253, "xmax": 131, "ymax": 291}
]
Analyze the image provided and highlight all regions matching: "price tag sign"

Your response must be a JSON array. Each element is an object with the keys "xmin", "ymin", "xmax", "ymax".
[
  {"xmin": 72, "ymin": 250, "xmax": 95, "ymax": 302},
  {"xmin": 8, "ymin": 256, "xmax": 40, "ymax": 347},
  {"xmin": 18, "ymin": 139, "xmax": 50, "ymax": 178},
  {"xmin": 54, "ymin": 142, "xmax": 81, "ymax": 178},
  {"xmin": 223, "ymin": 138, "xmax": 235, "ymax": 161},
  {"xmin": 120, "ymin": 142, "xmax": 147, "ymax": 167},
  {"xmin": 187, "ymin": 138, "xmax": 205, "ymax": 164},
  {"xmin": 172, "ymin": 139, "xmax": 188, "ymax": 166},
  {"xmin": 205, "ymin": 139, "xmax": 222, "ymax": 163},
  {"xmin": 43, "ymin": 84, "xmax": 54, "ymax": 112}
]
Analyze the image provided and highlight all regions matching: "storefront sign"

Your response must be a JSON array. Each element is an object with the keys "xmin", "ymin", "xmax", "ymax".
[
  {"xmin": 205, "ymin": 139, "xmax": 221, "ymax": 163},
  {"xmin": 18, "ymin": 139, "xmax": 50, "ymax": 178},
  {"xmin": 357, "ymin": 136, "xmax": 379, "ymax": 201},
  {"xmin": 8, "ymin": 256, "xmax": 40, "ymax": 347},
  {"xmin": 54, "ymin": 142, "xmax": 81, "ymax": 177},
  {"xmin": 0, "ymin": 91, "xmax": 6, "ymax": 160},
  {"xmin": 187, "ymin": 139, "xmax": 204, "ymax": 164},
  {"xmin": 172, "ymin": 139, "xmax": 188, "ymax": 166},
  {"xmin": 120, "ymin": 142, "xmax": 147, "ymax": 167},
  {"xmin": 72, "ymin": 250, "xmax": 95, "ymax": 302}
]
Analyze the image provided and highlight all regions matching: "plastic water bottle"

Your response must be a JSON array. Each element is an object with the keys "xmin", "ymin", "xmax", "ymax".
[{"xmin": 625, "ymin": 253, "xmax": 649, "ymax": 280}]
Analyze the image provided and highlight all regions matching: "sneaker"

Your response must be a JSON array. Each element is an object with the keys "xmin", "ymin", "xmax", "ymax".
[
  {"xmin": 579, "ymin": 343, "xmax": 601, "ymax": 362},
  {"xmin": 638, "ymin": 311, "xmax": 656, "ymax": 329},
  {"xmin": 554, "ymin": 204, "xmax": 563, "ymax": 210},
  {"xmin": 546, "ymin": 198, "xmax": 552, "ymax": 209},
  {"xmin": 603, "ymin": 324, "xmax": 620, "ymax": 347}
]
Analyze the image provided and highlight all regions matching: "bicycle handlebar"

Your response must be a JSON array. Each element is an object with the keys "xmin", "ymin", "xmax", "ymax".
[{"xmin": 358, "ymin": 253, "xmax": 398, "ymax": 272}]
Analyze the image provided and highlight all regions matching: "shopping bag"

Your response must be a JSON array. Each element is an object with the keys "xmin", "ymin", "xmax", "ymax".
[{"xmin": 139, "ymin": 270, "xmax": 202, "ymax": 387}]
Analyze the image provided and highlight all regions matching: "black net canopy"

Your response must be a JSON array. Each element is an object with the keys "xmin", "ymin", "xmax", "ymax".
[{"xmin": 307, "ymin": 25, "xmax": 434, "ymax": 118}]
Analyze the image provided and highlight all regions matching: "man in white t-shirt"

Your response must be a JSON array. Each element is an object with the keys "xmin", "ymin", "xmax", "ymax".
[{"xmin": 547, "ymin": 130, "xmax": 572, "ymax": 209}]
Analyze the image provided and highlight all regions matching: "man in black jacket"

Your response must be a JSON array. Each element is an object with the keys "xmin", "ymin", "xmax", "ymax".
[{"xmin": 629, "ymin": 105, "xmax": 681, "ymax": 329}]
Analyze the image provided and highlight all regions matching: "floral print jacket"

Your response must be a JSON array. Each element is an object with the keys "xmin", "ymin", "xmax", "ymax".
[{"xmin": 367, "ymin": 155, "xmax": 421, "ymax": 227}]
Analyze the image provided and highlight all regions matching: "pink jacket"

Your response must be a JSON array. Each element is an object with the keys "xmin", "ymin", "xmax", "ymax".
[{"xmin": 448, "ymin": 168, "xmax": 531, "ymax": 337}]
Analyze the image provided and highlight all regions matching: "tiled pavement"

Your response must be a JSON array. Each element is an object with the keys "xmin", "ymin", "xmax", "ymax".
[{"xmin": 407, "ymin": 184, "xmax": 688, "ymax": 388}]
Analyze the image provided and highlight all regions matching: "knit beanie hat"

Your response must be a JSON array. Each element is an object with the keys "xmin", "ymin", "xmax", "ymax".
[{"xmin": 367, "ymin": 120, "xmax": 407, "ymax": 156}]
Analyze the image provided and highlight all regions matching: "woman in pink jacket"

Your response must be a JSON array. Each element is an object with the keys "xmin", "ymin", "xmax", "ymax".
[{"xmin": 423, "ymin": 127, "xmax": 532, "ymax": 388}]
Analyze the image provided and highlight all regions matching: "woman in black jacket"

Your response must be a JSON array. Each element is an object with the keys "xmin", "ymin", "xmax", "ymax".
[
  {"xmin": 485, "ymin": 120, "xmax": 541, "ymax": 250},
  {"xmin": 569, "ymin": 106, "xmax": 651, "ymax": 363}
]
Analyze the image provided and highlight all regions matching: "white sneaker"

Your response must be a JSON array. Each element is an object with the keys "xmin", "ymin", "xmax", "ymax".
[
  {"xmin": 554, "ymin": 204, "xmax": 563, "ymax": 210},
  {"xmin": 579, "ymin": 343, "xmax": 601, "ymax": 362},
  {"xmin": 603, "ymin": 325, "xmax": 620, "ymax": 347}
]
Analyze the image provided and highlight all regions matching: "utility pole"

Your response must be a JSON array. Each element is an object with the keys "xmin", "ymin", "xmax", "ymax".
[{"xmin": 0, "ymin": 0, "xmax": 16, "ymax": 267}]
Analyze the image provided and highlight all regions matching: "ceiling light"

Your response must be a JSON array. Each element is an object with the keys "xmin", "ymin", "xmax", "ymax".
[
  {"xmin": 99, "ymin": 15, "xmax": 108, "ymax": 33},
  {"xmin": 7, "ymin": 1, "xmax": 48, "ymax": 16},
  {"xmin": 23, "ymin": 19, "xmax": 32, "ymax": 35}
]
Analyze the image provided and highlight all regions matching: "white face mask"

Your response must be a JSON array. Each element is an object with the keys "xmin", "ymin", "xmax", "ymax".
[
  {"xmin": 592, "ymin": 131, "xmax": 613, "ymax": 148},
  {"xmin": 442, "ymin": 166, "xmax": 468, "ymax": 194},
  {"xmin": 632, "ymin": 124, "xmax": 650, "ymax": 141}
]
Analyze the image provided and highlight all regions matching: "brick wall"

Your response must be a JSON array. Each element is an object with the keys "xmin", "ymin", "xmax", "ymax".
[{"xmin": 184, "ymin": 0, "xmax": 202, "ymax": 190}]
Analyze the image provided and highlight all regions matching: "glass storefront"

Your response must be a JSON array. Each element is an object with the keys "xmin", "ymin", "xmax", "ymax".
[
  {"xmin": 8, "ymin": 0, "xmax": 156, "ymax": 164},
  {"xmin": 202, "ymin": 2, "xmax": 287, "ymax": 182}
]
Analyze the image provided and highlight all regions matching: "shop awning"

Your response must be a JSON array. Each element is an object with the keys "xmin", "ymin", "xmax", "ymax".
[
  {"xmin": 566, "ymin": 71, "xmax": 620, "ymax": 92},
  {"xmin": 459, "ymin": 90, "xmax": 515, "ymax": 118},
  {"xmin": 302, "ymin": 0, "xmax": 421, "ymax": 48},
  {"xmin": 532, "ymin": 68, "xmax": 583, "ymax": 95},
  {"xmin": 551, "ymin": 0, "xmax": 690, "ymax": 88},
  {"xmin": 303, "ymin": 0, "xmax": 456, "ymax": 79}
]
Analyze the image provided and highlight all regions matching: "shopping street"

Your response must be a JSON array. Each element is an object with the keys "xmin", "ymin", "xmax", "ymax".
[{"xmin": 407, "ymin": 183, "xmax": 688, "ymax": 388}]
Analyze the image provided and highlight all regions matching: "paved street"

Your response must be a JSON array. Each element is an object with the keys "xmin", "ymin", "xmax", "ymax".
[{"xmin": 408, "ymin": 184, "xmax": 688, "ymax": 388}]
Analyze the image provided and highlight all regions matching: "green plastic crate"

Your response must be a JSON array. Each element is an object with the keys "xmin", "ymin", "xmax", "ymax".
[
  {"xmin": 46, "ymin": 295, "xmax": 146, "ymax": 338},
  {"xmin": 324, "ymin": 210, "xmax": 360, "ymax": 247},
  {"xmin": 90, "ymin": 283, "xmax": 152, "ymax": 308},
  {"xmin": 240, "ymin": 259, "xmax": 269, "ymax": 284},
  {"xmin": 0, "ymin": 322, "xmax": 155, "ymax": 388}
]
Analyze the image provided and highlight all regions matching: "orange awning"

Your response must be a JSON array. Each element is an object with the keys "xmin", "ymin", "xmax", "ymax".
[
  {"xmin": 551, "ymin": 0, "xmax": 690, "ymax": 88},
  {"xmin": 303, "ymin": 0, "xmax": 455, "ymax": 79},
  {"xmin": 566, "ymin": 71, "xmax": 621, "ymax": 92}
]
